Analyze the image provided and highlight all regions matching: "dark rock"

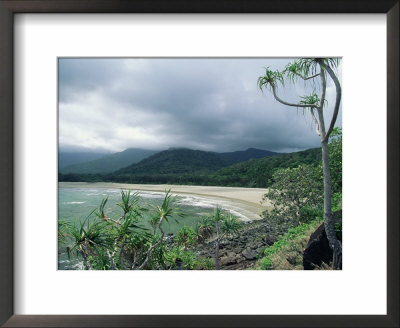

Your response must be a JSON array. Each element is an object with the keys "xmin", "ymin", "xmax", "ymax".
[
  {"xmin": 303, "ymin": 223, "xmax": 333, "ymax": 270},
  {"xmin": 236, "ymin": 257, "xmax": 244, "ymax": 263},
  {"xmin": 219, "ymin": 249, "xmax": 227, "ymax": 256},
  {"xmin": 220, "ymin": 251, "xmax": 238, "ymax": 266},
  {"xmin": 250, "ymin": 243, "xmax": 260, "ymax": 250},
  {"xmin": 233, "ymin": 247, "xmax": 242, "ymax": 254},
  {"xmin": 242, "ymin": 248, "xmax": 257, "ymax": 260}
]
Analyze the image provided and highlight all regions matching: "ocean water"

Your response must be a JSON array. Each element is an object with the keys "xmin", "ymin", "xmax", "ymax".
[{"xmin": 58, "ymin": 186, "xmax": 256, "ymax": 269}]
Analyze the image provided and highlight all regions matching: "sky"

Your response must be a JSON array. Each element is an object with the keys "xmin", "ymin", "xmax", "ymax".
[{"xmin": 59, "ymin": 58, "xmax": 342, "ymax": 154}]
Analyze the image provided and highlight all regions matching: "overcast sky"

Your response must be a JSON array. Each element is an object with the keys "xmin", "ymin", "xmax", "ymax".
[{"xmin": 59, "ymin": 58, "xmax": 341, "ymax": 154}]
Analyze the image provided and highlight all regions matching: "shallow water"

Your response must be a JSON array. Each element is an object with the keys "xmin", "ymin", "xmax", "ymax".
[{"xmin": 58, "ymin": 186, "xmax": 262, "ymax": 269}]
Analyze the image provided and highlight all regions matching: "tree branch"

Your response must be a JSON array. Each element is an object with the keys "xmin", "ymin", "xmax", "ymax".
[
  {"xmin": 320, "ymin": 63, "xmax": 341, "ymax": 142},
  {"xmin": 294, "ymin": 72, "xmax": 320, "ymax": 80},
  {"xmin": 310, "ymin": 109, "xmax": 321, "ymax": 136},
  {"xmin": 137, "ymin": 216, "xmax": 165, "ymax": 270},
  {"xmin": 271, "ymin": 84, "xmax": 317, "ymax": 109},
  {"xmin": 102, "ymin": 216, "xmax": 121, "ymax": 225},
  {"xmin": 80, "ymin": 247, "xmax": 92, "ymax": 270},
  {"xmin": 319, "ymin": 68, "xmax": 327, "ymax": 110},
  {"xmin": 119, "ymin": 238, "xmax": 128, "ymax": 270},
  {"xmin": 106, "ymin": 249, "xmax": 117, "ymax": 270}
]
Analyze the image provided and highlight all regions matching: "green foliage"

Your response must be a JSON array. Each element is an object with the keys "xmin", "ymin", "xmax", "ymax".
[
  {"xmin": 328, "ymin": 127, "xmax": 342, "ymax": 194},
  {"xmin": 58, "ymin": 220, "xmax": 71, "ymax": 245},
  {"xmin": 154, "ymin": 189, "xmax": 184, "ymax": 224},
  {"xmin": 193, "ymin": 217, "xmax": 214, "ymax": 243},
  {"xmin": 299, "ymin": 94, "xmax": 320, "ymax": 107},
  {"xmin": 94, "ymin": 197, "xmax": 108, "ymax": 219},
  {"xmin": 300, "ymin": 206, "xmax": 323, "ymax": 224},
  {"xmin": 175, "ymin": 226, "xmax": 198, "ymax": 248},
  {"xmin": 257, "ymin": 67, "xmax": 285, "ymax": 91},
  {"xmin": 196, "ymin": 257, "xmax": 216, "ymax": 270},
  {"xmin": 117, "ymin": 190, "xmax": 139, "ymax": 215},
  {"xmin": 259, "ymin": 59, "xmax": 339, "ymax": 94},
  {"xmin": 204, "ymin": 207, "xmax": 243, "ymax": 269},
  {"xmin": 206, "ymin": 207, "xmax": 243, "ymax": 237},
  {"xmin": 221, "ymin": 215, "xmax": 242, "ymax": 236},
  {"xmin": 65, "ymin": 214, "xmax": 109, "ymax": 269},
  {"xmin": 260, "ymin": 127, "xmax": 341, "ymax": 230},
  {"xmin": 283, "ymin": 58, "xmax": 340, "ymax": 83},
  {"xmin": 210, "ymin": 147, "xmax": 322, "ymax": 188},
  {"xmin": 164, "ymin": 247, "xmax": 215, "ymax": 270},
  {"xmin": 259, "ymin": 219, "xmax": 322, "ymax": 270},
  {"xmin": 263, "ymin": 164, "xmax": 323, "ymax": 228},
  {"xmin": 61, "ymin": 189, "xmax": 183, "ymax": 270},
  {"xmin": 332, "ymin": 192, "xmax": 342, "ymax": 213}
]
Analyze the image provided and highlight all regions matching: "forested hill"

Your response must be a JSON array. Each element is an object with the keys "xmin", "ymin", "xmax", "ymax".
[
  {"xmin": 59, "ymin": 148, "xmax": 157, "ymax": 174},
  {"xmin": 210, "ymin": 147, "xmax": 321, "ymax": 187},
  {"xmin": 115, "ymin": 148, "xmax": 233, "ymax": 175},
  {"xmin": 59, "ymin": 151, "xmax": 110, "ymax": 168},
  {"xmin": 219, "ymin": 148, "xmax": 280, "ymax": 163},
  {"xmin": 59, "ymin": 147, "xmax": 322, "ymax": 188}
]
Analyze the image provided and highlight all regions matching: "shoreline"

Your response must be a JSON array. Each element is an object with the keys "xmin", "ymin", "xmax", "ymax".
[{"xmin": 59, "ymin": 182, "xmax": 271, "ymax": 221}]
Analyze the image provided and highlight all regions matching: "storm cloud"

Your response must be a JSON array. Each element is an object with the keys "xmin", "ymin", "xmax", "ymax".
[{"xmin": 59, "ymin": 58, "xmax": 341, "ymax": 153}]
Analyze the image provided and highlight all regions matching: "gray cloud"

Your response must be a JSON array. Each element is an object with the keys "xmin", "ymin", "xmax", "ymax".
[{"xmin": 59, "ymin": 58, "xmax": 342, "ymax": 153}]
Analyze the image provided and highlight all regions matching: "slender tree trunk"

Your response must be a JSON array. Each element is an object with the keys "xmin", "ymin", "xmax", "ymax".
[
  {"xmin": 138, "ymin": 216, "xmax": 165, "ymax": 270},
  {"xmin": 80, "ymin": 249, "xmax": 92, "ymax": 270},
  {"xmin": 215, "ymin": 224, "xmax": 220, "ymax": 270},
  {"xmin": 119, "ymin": 238, "xmax": 128, "ymax": 270},
  {"xmin": 317, "ymin": 107, "xmax": 342, "ymax": 270},
  {"xmin": 107, "ymin": 250, "xmax": 117, "ymax": 270}
]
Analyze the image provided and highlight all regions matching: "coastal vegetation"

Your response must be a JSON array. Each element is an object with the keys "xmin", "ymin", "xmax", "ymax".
[{"xmin": 59, "ymin": 190, "xmax": 243, "ymax": 270}]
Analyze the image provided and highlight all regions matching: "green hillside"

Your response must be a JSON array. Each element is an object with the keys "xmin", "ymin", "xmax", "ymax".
[
  {"xmin": 209, "ymin": 147, "xmax": 321, "ymax": 187},
  {"xmin": 116, "ymin": 148, "xmax": 233, "ymax": 175},
  {"xmin": 59, "ymin": 151, "xmax": 110, "ymax": 168},
  {"xmin": 219, "ymin": 148, "xmax": 280, "ymax": 163},
  {"xmin": 59, "ymin": 147, "xmax": 322, "ymax": 188},
  {"xmin": 59, "ymin": 148, "xmax": 157, "ymax": 174}
]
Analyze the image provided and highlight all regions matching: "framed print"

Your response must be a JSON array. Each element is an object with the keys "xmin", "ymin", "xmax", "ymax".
[{"xmin": 0, "ymin": 0, "xmax": 398, "ymax": 327}]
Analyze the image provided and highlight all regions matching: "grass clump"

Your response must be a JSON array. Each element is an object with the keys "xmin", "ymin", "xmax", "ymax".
[{"xmin": 257, "ymin": 219, "xmax": 322, "ymax": 270}]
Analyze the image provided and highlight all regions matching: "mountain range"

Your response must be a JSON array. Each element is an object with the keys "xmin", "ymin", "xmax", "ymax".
[
  {"xmin": 59, "ymin": 147, "xmax": 279, "ymax": 175},
  {"xmin": 58, "ymin": 146, "xmax": 322, "ymax": 188},
  {"xmin": 59, "ymin": 148, "xmax": 157, "ymax": 174}
]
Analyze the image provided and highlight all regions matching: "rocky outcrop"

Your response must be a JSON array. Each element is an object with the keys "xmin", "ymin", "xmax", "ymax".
[
  {"xmin": 190, "ymin": 219, "xmax": 288, "ymax": 270},
  {"xmin": 242, "ymin": 248, "xmax": 257, "ymax": 260},
  {"xmin": 303, "ymin": 210, "xmax": 342, "ymax": 270},
  {"xmin": 302, "ymin": 223, "xmax": 333, "ymax": 269}
]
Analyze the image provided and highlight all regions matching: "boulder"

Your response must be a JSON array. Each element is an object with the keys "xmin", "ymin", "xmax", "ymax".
[
  {"xmin": 242, "ymin": 248, "xmax": 257, "ymax": 260},
  {"xmin": 303, "ymin": 223, "xmax": 333, "ymax": 270},
  {"xmin": 220, "ymin": 252, "xmax": 238, "ymax": 266}
]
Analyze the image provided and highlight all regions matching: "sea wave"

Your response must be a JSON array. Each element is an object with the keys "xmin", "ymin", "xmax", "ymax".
[
  {"xmin": 176, "ymin": 195, "xmax": 253, "ymax": 221},
  {"xmin": 137, "ymin": 191, "xmax": 164, "ymax": 199},
  {"xmin": 63, "ymin": 201, "xmax": 86, "ymax": 204}
]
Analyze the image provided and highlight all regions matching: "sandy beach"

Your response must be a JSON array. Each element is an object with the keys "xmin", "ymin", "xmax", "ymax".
[{"xmin": 59, "ymin": 182, "xmax": 271, "ymax": 221}]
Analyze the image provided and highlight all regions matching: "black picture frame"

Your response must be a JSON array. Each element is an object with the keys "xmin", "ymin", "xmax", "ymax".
[{"xmin": 0, "ymin": 1, "xmax": 398, "ymax": 327}]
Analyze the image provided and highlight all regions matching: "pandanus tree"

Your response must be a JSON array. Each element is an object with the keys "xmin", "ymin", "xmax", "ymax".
[
  {"xmin": 63, "ymin": 190, "xmax": 182, "ymax": 270},
  {"xmin": 205, "ymin": 207, "xmax": 242, "ymax": 270},
  {"xmin": 258, "ymin": 58, "xmax": 342, "ymax": 269}
]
